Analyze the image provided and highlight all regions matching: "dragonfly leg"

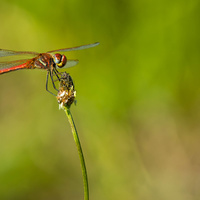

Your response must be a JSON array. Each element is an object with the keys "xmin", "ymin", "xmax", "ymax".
[
  {"xmin": 50, "ymin": 70, "xmax": 59, "ymax": 92},
  {"xmin": 51, "ymin": 68, "xmax": 62, "ymax": 82},
  {"xmin": 46, "ymin": 71, "xmax": 56, "ymax": 96},
  {"xmin": 53, "ymin": 68, "xmax": 61, "ymax": 81}
]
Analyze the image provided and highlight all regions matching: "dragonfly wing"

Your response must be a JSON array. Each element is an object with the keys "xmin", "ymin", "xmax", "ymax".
[
  {"xmin": 61, "ymin": 59, "xmax": 79, "ymax": 69},
  {"xmin": 0, "ymin": 49, "xmax": 39, "ymax": 57},
  {"xmin": 0, "ymin": 59, "xmax": 30, "ymax": 69},
  {"xmin": 47, "ymin": 42, "xmax": 99, "ymax": 53}
]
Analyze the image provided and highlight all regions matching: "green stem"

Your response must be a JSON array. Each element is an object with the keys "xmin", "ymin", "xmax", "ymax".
[{"xmin": 63, "ymin": 106, "xmax": 89, "ymax": 200}]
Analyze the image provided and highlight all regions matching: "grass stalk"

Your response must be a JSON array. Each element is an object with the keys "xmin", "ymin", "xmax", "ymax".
[{"xmin": 63, "ymin": 106, "xmax": 89, "ymax": 200}]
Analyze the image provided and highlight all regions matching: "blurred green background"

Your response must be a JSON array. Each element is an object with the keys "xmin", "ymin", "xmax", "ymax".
[{"xmin": 0, "ymin": 0, "xmax": 200, "ymax": 199}]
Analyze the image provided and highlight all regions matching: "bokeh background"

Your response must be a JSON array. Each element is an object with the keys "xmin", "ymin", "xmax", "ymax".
[{"xmin": 0, "ymin": 0, "xmax": 200, "ymax": 200}]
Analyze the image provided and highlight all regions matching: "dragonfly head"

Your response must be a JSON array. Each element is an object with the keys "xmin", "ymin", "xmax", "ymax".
[{"xmin": 53, "ymin": 54, "xmax": 67, "ymax": 68}]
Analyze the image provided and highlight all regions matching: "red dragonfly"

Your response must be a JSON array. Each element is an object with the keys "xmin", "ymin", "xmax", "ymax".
[{"xmin": 0, "ymin": 42, "xmax": 99, "ymax": 95}]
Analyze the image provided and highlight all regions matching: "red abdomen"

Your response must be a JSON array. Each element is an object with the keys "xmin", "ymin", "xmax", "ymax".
[{"xmin": 0, "ymin": 63, "xmax": 28, "ymax": 74}]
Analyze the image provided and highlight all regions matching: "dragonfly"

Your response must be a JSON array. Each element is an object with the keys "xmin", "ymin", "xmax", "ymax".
[{"xmin": 0, "ymin": 42, "xmax": 99, "ymax": 95}]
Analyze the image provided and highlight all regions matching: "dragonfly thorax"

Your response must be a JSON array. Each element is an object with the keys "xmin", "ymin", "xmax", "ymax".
[{"xmin": 53, "ymin": 54, "xmax": 67, "ymax": 68}]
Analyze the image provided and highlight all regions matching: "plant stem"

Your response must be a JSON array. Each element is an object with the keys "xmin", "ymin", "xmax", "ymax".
[{"xmin": 63, "ymin": 106, "xmax": 89, "ymax": 200}]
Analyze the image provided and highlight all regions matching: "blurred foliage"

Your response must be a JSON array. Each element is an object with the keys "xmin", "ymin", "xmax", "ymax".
[{"xmin": 0, "ymin": 0, "xmax": 200, "ymax": 200}]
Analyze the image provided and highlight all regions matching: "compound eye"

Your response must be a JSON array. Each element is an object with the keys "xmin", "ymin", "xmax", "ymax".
[
  {"xmin": 54, "ymin": 54, "xmax": 61, "ymax": 64},
  {"xmin": 54, "ymin": 54, "xmax": 67, "ymax": 68}
]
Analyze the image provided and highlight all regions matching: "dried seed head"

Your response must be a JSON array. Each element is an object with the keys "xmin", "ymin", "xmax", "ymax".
[{"xmin": 56, "ymin": 72, "xmax": 76, "ymax": 109}]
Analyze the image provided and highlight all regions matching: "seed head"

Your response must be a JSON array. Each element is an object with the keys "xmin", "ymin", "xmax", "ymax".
[{"xmin": 57, "ymin": 72, "xmax": 76, "ymax": 109}]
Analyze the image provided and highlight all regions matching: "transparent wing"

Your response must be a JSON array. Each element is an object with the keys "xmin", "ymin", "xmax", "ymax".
[
  {"xmin": 0, "ymin": 49, "xmax": 39, "ymax": 58},
  {"xmin": 0, "ymin": 59, "xmax": 30, "ymax": 69},
  {"xmin": 62, "ymin": 59, "xmax": 79, "ymax": 69},
  {"xmin": 47, "ymin": 42, "xmax": 99, "ymax": 53}
]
